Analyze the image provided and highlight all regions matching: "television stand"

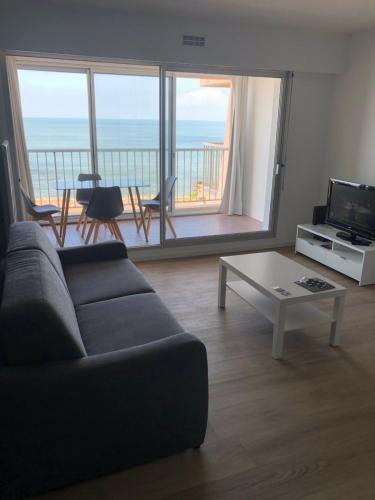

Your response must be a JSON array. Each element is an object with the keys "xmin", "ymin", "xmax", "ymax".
[
  {"xmin": 336, "ymin": 231, "xmax": 371, "ymax": 246},
  {"xmin": 296, "ymin": 224, "xmax": 375, "ymax": 286}
]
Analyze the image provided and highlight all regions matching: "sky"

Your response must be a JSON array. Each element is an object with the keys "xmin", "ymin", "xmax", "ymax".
[{"xmin": 17, "ymin": 69, "xmax": 230, "ymax": 122}]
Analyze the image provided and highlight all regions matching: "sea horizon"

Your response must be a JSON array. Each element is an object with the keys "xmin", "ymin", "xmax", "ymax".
[{"xmin": 23, "ymin": 117, "xmax": 226, "ymax": 150}]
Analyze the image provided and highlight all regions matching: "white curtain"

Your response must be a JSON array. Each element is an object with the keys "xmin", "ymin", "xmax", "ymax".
[
  {"xmin": 6, "ymin": 56, "xmax": 34, "ymax": 205},
  {"xmin": 220, "ymin": 76, "xmax": 253, "ymax": 215}
]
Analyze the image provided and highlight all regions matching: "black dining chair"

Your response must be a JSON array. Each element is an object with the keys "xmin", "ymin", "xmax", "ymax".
[
  {"xmin": 76, "ymin": 172, "xmax": 102, "ymax": 236},
  {"xmin": 140, "ymin": 176, "xmax": 177, "ymax": 238},
  {"xmin": 85, "ymin": 186, "xmax": 124, "ymax": 244},
  {"xmin": 20, "ymin": 185, "xmax": 63, "ymax": 247}
]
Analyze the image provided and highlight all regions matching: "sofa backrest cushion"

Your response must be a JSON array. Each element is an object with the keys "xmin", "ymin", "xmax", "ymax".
[
  {"xmin": 7, "ymin": 221, "xmax": 67, "ymax": 287},
  {"xmin": 0, "ymin": 249, "xmax": 86, "ymax": 366}
]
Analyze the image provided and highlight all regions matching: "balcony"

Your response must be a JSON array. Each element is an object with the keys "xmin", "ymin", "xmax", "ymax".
[
  {"xmin": 28, "ymin": 145, "xmax": 228, "ymax": 214},
  {"xmin": 29, "ymin": 146, "xmax": 265, "ymax": 246}
]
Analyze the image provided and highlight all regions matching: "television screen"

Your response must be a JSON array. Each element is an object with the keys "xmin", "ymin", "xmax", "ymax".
[{"xmin": 327, "ymin": 180, "xmax": 375, "ymax": 239}]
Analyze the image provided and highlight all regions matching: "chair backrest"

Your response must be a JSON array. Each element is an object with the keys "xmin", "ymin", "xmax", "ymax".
[
  {"xmin": 154, "ymin": 176, "xmax": 177, "ymax": 205},
  {"xmin": 86, "ymin": 186, "xmax": 124, "ymax": 220},
  {"xmin": 77, "ymin": 172, "xmax": 102, "ymax": 181},
  {"xmin": 165, "ymin": 176, "xmax": 177, "ymax": 199},
  {"xmin": 76, "ymin": 173, "xmax": 102, "ymax": 203},
  {"xmin": 20, "ymin": 185, "xmax": 37, "ymax": 217}
]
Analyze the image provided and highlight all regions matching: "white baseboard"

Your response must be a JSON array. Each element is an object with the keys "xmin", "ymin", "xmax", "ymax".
[{"xmin": 128, "ymin": 238, "xmax": 295, "ymax": 262}]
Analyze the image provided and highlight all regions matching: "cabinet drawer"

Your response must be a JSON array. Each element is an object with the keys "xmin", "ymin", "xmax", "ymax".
[
  {"xmin": 326, "ymin": 252, "xmax": 362, "ymax": 280},
  {"xmin": 296, "ymin": 238, "xmax": 328, "ymax": 264}
]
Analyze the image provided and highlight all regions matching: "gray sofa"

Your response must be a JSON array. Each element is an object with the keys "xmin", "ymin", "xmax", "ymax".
[{"xmin": 0, "ymin": 222, "xmax": 208, "ymax": 499}]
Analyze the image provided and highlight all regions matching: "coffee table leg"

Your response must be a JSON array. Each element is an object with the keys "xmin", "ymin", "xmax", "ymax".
[
  {"xmin": 272, "ymin": 302, "xmax": 286, "ymax": 359},
  {"xmin": 330, "ymin": 294, "xmax": 346, "ymax": 346},
  {"xmin": 218, "ymin": 262, "xmax": 227, "ymax": 309}
]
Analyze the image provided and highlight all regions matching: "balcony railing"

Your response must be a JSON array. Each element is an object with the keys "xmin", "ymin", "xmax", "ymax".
[{"xmin": 28, "ymin": 147, "xmax": 228, "ymax": 212}]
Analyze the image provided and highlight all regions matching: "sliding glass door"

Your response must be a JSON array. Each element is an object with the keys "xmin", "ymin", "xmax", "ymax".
[
  {"xmin": 16, "ymin": 59, "xmax": 161, "ymax": 248},
  {"xmin": 93, "ymin": 69, "xmax": 160, "ymax": 246},
  {"xmin": 14, "ymin": 56, "xmax": 290, "ymax": 249},
  {"xmin": 162, "ymin": 69, "xmax": 288, "ymax": 245}
]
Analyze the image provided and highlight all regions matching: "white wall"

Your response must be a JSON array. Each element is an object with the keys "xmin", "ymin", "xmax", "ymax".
[
  {"xmin": 0, "ymin": 0, "xmax": 347, "ymax": 257},
  {"xmin": 243, "ymin": 77, "xmax": 280, "ymax": 225},
  {"xmin": 324, "ymin": 29, "xmax": 375, "ymax": 198},
  {"xmin": 0, "ymin": 0, "xmax": 348, "ymax": 74},
  {"xmin": 273, "ymin": 72, "xmax": 336, "ymax": 240}
]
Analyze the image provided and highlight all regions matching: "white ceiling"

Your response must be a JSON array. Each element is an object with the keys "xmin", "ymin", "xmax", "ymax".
[{"xmin": 51, "ymin": 0, "xmax": 375, "ymax": 34}]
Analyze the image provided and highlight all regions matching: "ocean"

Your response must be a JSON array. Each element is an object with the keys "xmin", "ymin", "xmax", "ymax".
[
  {"xmin": 24, "ymin": 117, "xmax": 226, "ymax": 149},
  {"xmin": 24, "ymin": 117, "xmax": 227, "ymax": 204}
]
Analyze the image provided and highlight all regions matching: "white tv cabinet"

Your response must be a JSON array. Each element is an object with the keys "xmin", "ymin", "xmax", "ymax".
[{"xmin": 295, "ymin": 224, "xmax": 375, "ymax": 286}]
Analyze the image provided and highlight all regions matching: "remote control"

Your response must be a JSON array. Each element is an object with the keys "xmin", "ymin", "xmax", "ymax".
[
  {"xmin": 272, "ymin": 286, "xmax": 291, "ymax": 296},
  {"xmin": 295, "ymin": 276, "xmax": 335, "ymax": 293}
]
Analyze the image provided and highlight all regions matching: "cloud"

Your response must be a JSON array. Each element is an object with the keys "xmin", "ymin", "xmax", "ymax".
[{"xmin": 176, "ymin": 87, "xmax": 230, "ymax": 121}]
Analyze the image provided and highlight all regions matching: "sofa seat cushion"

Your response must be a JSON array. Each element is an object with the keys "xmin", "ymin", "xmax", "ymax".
[
  {"xmin": 7, "ymin": 221, "xmax": 67, "ymax": 287},
  {"xmin": 0, "ymin": 249, "xmax": 86, "ymax": 366},
  {"xmin": 63, "ymin": 258, "xmax": 154, "ymax": 306},
  {"xmin": 76, "ymin": 293, "xmax": 184, "ymax": 355}
]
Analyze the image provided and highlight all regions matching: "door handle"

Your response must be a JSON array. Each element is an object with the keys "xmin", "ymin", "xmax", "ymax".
[{"xmin": 275, "ymin": 163, "xmax": 286, "ymax": 175}]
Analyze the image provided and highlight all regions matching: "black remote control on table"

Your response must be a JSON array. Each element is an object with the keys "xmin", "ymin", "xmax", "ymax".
[{"xmin": 295, "ymin": 277, "xmax": 335, "ymax": 293}]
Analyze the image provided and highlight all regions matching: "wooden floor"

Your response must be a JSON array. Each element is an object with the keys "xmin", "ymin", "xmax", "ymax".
[
  {"xmin": 32, "ymin": 249, "xmax": 375, "ymax": 499},
  {"xmin": 45, "ymin": 213, "xmax": 264, "ymax": 248}
]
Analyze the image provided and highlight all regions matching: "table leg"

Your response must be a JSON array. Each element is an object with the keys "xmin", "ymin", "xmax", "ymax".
[
  {"xmin": 272, "ymin": 302, "xmax": 287, "ymax": 359},
  {"xmin": 218, "ymin": 262, "xmax": 227, "ymax": 309},
  {"xmin": 135, "ymin": 186, "xmax": 148, "ymax": 242},
  {"xmin": 330, "ymin": 294, "xmax": 346, "ymax": 346},
  {"xmin": 128, "ymin": 187, "xmax": 140, "ymax": 231},
  {"xmin": 61, "ymin": 189, "xmax": 71, "ymax": 246},
  {"xmin": 59, "ymin": 189, "xmax": 67, "ymax": 237}
]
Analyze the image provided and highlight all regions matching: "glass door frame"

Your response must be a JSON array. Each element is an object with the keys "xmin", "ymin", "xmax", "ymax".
[
  {"xmin": 159, "ymin": 63, "xmax": 293, "ymax": 248},
  {"xmin": 15, "ymin": 56, "xmax": 164, "ymax": 248},
  {"xmin": 90, "ymin": 66, "xmax": 161, "ymax": 249},
  {"xmin": 13, "ymin": 54, "xmax": 293, "ymax": 250}
]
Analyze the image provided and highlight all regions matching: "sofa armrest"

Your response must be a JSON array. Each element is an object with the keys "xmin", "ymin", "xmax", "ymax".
[
  {"xmin": 57, "ymin": 240, "xmax": 128, "ymax": 265},
  {"xmin": 0, "ymin": 333, "xmax": 208, "ymax": 498}
]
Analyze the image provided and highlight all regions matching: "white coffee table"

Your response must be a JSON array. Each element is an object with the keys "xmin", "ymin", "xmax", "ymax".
[{"xmin": 218, "ymin": 251, "xmax": 347, "ymax": 359}]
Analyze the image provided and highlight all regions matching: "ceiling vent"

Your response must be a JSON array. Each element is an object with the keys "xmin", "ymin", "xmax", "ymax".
[{"xmin": 183, "ymin": 35, "xmax": 206, "ymax": 47}]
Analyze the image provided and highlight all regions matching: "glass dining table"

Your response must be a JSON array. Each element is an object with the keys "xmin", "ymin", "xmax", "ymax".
[{"xmin": 56, "ymin": 179, "xmax": 150, "ymax": 246}]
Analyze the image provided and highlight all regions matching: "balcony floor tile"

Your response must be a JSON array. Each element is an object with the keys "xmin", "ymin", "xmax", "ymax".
[{"xmin": 44, "ymin": 213, "xmax": 265, "ymax": 248}]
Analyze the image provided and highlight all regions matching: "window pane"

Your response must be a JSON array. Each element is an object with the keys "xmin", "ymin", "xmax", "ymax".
[
  {"xmin": 165, "ymin": 72, "xmax": 282, "ymax": 242},
  {"xmin": 174, "ymin": 76, "xmax": 230, "ymax": 214},
  {"xmin": 93, "ymin": 71, "xmax": 160, "ymax": 247},
  {"xmin": 17, "ymin": 69, "xmax": 91, "ymax": 209}
]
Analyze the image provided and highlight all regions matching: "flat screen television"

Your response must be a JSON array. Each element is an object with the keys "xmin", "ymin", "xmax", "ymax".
[{"xmin": 326, "ymin": 178, "xmax": 375, "ymax": 245}]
